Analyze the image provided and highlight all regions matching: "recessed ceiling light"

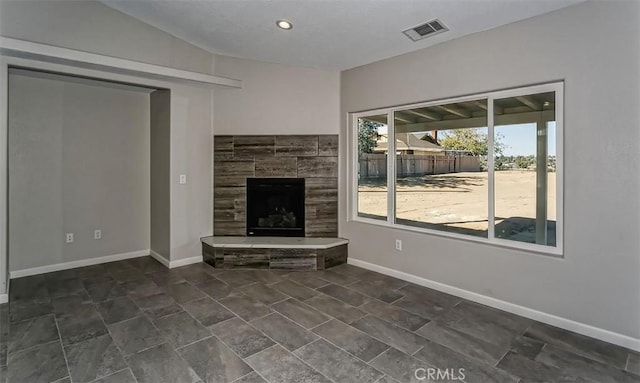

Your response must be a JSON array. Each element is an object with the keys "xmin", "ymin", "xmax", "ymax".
[{"xmin": 276, "ymin": 19, "xmax": 293, "ymax": 30}]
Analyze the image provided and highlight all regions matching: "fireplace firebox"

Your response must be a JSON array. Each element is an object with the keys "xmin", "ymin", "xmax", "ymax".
[{"xmin": 246, "ymin": 178, "xmax": 305, "ymax": 237}]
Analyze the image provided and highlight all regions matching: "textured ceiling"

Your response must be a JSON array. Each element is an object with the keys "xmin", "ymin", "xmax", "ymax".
[{"xmin": 101, "ymin": 0, "xmax": 584, "ymax": 71}]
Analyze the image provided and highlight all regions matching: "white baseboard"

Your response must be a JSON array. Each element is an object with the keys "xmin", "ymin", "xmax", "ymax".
[
  {"xmin": 10, "ymin": 249, "xmax": 150, "ymax": 279},
  {"xmin": 149, "ymin": 250, "xmax": 201, "ymax": 269},
  {"xmin": 348, "ymin": 258, "xmax": 640, "ymax": 352},
  {"xmin": 169, "ymin": 256, "xmax": 203, "ymax": 268},
  {"xmin": 149, "ymin": 250, "xmax": 170, "ymax": 268},
  {"xmin": 0, "ymin": 294, "xmax": 7, "ymax": 304}
]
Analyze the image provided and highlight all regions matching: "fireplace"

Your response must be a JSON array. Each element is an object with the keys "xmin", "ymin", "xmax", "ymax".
[{"xmin": 246, "ymin": 178, "xmax": 305, "ymax": 237}]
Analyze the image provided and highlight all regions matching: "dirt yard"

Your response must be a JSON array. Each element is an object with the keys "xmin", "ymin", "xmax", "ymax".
[{"xmin": 358, "ymin": 170, "xmax": 556, "ymax": 240}]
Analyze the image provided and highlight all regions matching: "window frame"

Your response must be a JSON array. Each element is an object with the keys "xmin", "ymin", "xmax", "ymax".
[{"xmin": 349, "ymin": 82, "xmax": 564, "ymax": 256}]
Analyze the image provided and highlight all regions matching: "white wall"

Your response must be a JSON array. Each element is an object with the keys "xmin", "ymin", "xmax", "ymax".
[
  {"xmin": 340, "ymin": 1, "xmax": 640, "ymax": 342},
  {"xmin": 0, "ymin": 0, "xmax": 213, "ymax": 74},
  {"xmin": 0, "ymin": 0, "xmax": 218, "ymax": 276},
  {"xmin": 214, "ymin": 55, "xmax": 340, "ymax": 134},
  {"xmin": 150, "ymin": 90, "xmax": 171, "ymax": 261},
  {"xmin": 170, "ymin": 84, "xmax": 214, "ymax": 262},
  {"xmin": 8, "ymin": 72, "xmax": 151, "ymax": 271}
]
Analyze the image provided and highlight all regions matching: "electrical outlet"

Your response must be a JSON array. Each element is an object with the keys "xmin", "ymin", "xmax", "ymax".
[
  {"xmin": 179, "ymin": 174, "xmax": 187, "ymax": 184},
  {"xmin": 395, "ymin": 239, "xmax": 402, "ymax": 251},
  {"xmin": 94, "ymin": 230, "xmax": 102, "ymax": 240},
  {"xmin": 66, "ymin": 233, "xmax": 74, "ymax": 243}
]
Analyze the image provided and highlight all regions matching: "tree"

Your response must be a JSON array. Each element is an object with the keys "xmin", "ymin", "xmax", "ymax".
[
  {"xmin": 358, "ymin": 119, "xmax": 381, "ymax": 154},
  {"xmin": 439, "ymin": 128, "xmax": 507, "ymax": 170}
]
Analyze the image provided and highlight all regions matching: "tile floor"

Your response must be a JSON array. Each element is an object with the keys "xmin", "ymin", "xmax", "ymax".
[{"xmin": 0, "ymin": 257, "xmax": 638, "ymax": 383}]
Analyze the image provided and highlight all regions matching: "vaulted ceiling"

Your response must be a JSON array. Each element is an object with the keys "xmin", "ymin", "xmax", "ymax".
[{"xmin": 102, "ymin": 0, "xmax": 584, "ymax": 71}]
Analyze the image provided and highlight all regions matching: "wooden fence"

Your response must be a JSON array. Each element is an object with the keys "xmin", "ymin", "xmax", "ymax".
[{"xmin": 359, "ymin": 154, "xmax": 481, "ymax": 178}]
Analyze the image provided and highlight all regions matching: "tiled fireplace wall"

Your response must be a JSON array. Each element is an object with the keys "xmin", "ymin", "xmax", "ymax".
[{"xmin": 214, "ymin": 135, "xmax": 338, "ymax": 237}]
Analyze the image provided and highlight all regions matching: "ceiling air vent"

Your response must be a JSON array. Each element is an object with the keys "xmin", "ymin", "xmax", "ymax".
[{"xmin": 403, "ymin": 19, "xmax": 448, "ymax": 42}]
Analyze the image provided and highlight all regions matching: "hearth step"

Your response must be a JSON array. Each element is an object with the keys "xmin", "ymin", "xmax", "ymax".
[{"xmin": 201, "ymin": 236, "xmax": 348, "ymax": 270}]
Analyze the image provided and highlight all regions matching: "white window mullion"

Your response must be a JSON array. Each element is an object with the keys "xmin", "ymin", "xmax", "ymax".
[
  {"xmin": 387, "ymin": 110, "xmax": 396, "ymax": 225},
  {"xmin": 487, "ymin": 97, "xmax": 496, "ymax": 240}
]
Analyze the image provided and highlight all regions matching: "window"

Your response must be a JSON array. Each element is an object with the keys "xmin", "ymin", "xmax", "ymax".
[{"xmin": 350, "ymin": 83, "xmax": 563, "ymax": 255}]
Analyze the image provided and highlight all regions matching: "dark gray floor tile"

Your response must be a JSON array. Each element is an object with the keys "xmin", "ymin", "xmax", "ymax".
[
  {"xmin": 627, "ymin": 353, "xmax": 640, "ymax": 375},
  {"xmin": 284, "ymin": 271, "xmax": 331, "ymax": 289},
  {"xmin": 9, "ymin": 276, "xmax": 49, "ymax": 303},
  {"xmin": 375, "ymin": 376, "xmax": 401, "ymax": 383},
  {"xmin": 251, "ymin": 312, "xmax": 318, "ymax": 351},
  {"xmin": 312, "ymin": 319, "xmax": 389, "ymax": 362},
  {"xmin": 536, "ymin": 344, "xmax": 639, "ymax": 383},
  {"xmin": 369, "ymin": 347, "xmax": 427, "ymax": 383},
  {"xmin": 326, "ymin": 264, "xmax": 370, "ymax": 277},
  {"xmin": 438, "ymin": 301, "xmax": 530, "ymax": 347},
  {"xmin": 96, "ymin": 296, "xmax": 142, "ymax": 324},
  {"xmin": 127, "ymin": 256, "xmax": 166, "ymax": 274},
  {"xmin": 146, "ymin": 269, "xmax": 186, "ymax": 287},
  {"xmin": 416, "ymin": 321, "xmax": 507, "ymax": 365},
  {"xmin": 154, "ymin": 311, "xmax": 211, "ymax": 349},
  {"xmin": 92, "ymin": 369, "xmax": 137, "ymax": 383},
  {"xmin": 414, "ymin": 339, "xmax": 518, "ymax": 383},
  {"xmin": 108, "ymin": 316, "xmax": 164, "ymax": 355},
  {"xmin": 82, "ymin": 277, "xmax": 127, "ymax": 303},
  {"xmin": 194, "ymin": 278, "xmax": 235, "ymax": 300},
  {"xmin": 240, "ymin": 270, "xmax": 285, "ymax": 285},
  {"xmin": 316, "ymin": 270, "xmax": 360, "ymax": 285},
  {"xmin": 64, "ymin": 333, "xmax": 126, "ymax": 383},
  {"xmin": 392, "ymin": 296, "xmax": 449, "ymax": 320},
  {"xmin": 178, "ymin": 337, "xmax": 253, "ymax": 383},
  {"xmin": 352, "ymin": 315, "xmax": 428, "ymax": 355},
  {"xmin": 120, "ymin": 277, "xmax": 164, "ymax": 299},
  {"xmin": 354, "ymin": 271, "xmax": 409, "ymax": 291},
  {"xmin": 239, "ymin": 283, "xmax": 287, "ymax": 305},
  {"xmin": 510, "ymin": 335, "xmax": 545, "ymax": 359},
  {"xmin": 497, "ymin": 351, "xmax": 589, "ymax": 382},
  {"xmin": 218, "ymin": 293, "xmax": 271, "ymax": 321},
  {"xmin": 8, "ymin": 314, "xmax": 58, "ymax": 353},
  {"xmin": 183, "ymin": 297, "xmax": 235, "ymax": 327},
  {"xmin": 210, "ymin": 318, "xmax": 274, "ymax": 358},
  {"xmin": 7, "ymin": 341, "xmax": 68, "ymax": 383},
  {"xmin": 126, "ymin": 343, "xmax": 200, "ymax": 383},
  {"xmin": 360, "ymin": 300, "xmax": 429, "ymax": 331},
  {"xmin": 317, "ymin": 283, "xmax": 367, "ymax": 307},
  {"xmin": 76, "ymin": 265, "xmax": 108, "ymax": 280},
  {"xmin": 56, "ymin": 305, "xmax": 108, "ymax": 346},
  {"xmin": 245, "ymin": 344, "xmax": 332, "ymax": 383},
  {"xmin": 398, "ymin": 284, "xmax": 461, "ymax": 308},
  {"xmin": 304, "ymin": 295, "xmax": 366, "ymax": 324},
  {"xmin": 176, "ymin": 264, "xmax": 219, "ymax": 284},
  {"xmin": 347, "ymin": 280, "xmax": 405, "ymax": 303},
  {"xmin": 215, "ymin": 271, "xmax": 255, "ymax": 288},
  {"xmin": 232, "ymin": 371, "xmax": 267, "ymax": 383},
  {"xmin": 9, "ymin": 299, "xmax": 53, "ymax": 323},
  {"xmin": 294, "ymin": 339, "xmax": 383, "ymax": 383},
  {"xmin": 270, "ymin": 279, "xmax": 320, "ymax": 301},
  {"xmin": 526, "ymin": 322, "xmax": 630, "ymax": 369},
  {"xmin": 46, "ymin": 277, "xmax": 85, "ymax": 298},
  {"xmin": 51, "ymin": 293, "xmax": 92, "ymax": 318},
  {"xmin": 164, "ymin": 282, "xmax": 206, "ymax": 304},
  {"xmin": 133, "ymin": 292, "xmax": 183, "ymax": 320},
  {"xmin": 0, "ymin": 344, "xmax": 5, "ymax": 369},
  {"xmin": 109, "ymin": 268, "xmax": 143, "ymax": 283},
  {"xmin": 272, "ymin": 298, "xmax": 331, "ymax": 329},
  {"xmin": 103, "ymin": 260, "xmax": 137, "ymax": 274}
]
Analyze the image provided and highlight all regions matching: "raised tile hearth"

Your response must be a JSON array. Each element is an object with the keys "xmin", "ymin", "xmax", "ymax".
[{"xmin": 201, "ymin": 236, "xmax": 348, "ymax": 270}]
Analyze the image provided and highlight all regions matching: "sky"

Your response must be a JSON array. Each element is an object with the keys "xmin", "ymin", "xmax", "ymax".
[{"xmin": 374, "ymin": 122, "xmax": 556, "ymax": 157}]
